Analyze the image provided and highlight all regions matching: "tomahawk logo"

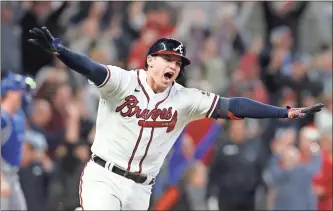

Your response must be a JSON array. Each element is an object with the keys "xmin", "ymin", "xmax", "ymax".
[{"xmin": 173, "ymin": 44, "xmax": 183, "ymax": 54}]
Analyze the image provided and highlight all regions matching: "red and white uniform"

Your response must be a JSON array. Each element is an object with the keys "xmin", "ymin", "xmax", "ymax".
[{"xmin": 80, "ymin": 66, "xmax": 219, "ymax": 210}]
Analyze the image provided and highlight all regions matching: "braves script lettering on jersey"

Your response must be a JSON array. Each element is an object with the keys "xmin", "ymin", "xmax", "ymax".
[
  {"xmin": 80, "ymin": 66, "xmax": 218, "ymax": 209},
  {"xmin": 115, "ymin": 95, "xmax": 178, "ymax": 133}
]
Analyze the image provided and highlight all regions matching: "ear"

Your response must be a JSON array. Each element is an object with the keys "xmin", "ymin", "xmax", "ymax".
[{"xmin": 147, "ymin": 55, "xmax": 153, "ymax": 67}]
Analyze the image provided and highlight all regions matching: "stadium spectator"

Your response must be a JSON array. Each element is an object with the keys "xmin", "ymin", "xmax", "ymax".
[
  {"xmin": 264, "ymin": 127, "xmax": 321, "ymax": 210},
  {"xmin": 207, "ymin": 121, "xmax": 266, "ymax": 211}
]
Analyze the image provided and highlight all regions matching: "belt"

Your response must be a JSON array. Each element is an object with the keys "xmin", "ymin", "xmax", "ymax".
[{"xmin": 91, "ymin": 155, "xmax": 155, "ymax": 185}]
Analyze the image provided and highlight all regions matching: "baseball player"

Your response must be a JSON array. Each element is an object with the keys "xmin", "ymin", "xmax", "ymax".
[
  {"xmin": 28, "ymin": 26, "xmax": 323, "ymax": 210},
  {"xmin": 1, "ymin": 72, "xmax": 36, "ymax": 210}
]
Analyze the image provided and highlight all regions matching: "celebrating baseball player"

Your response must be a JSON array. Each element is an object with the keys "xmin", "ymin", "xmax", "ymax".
[
  {"xmin": 28, "ymin": 26, "xmax": 323, "ymax": 210},
  {"xmin": 1, "ymin": 72, "xmax": 36, "ymax": 210}
]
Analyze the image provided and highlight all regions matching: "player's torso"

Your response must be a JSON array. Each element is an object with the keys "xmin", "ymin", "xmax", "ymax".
[
  {"xmin": 1, "ymin": 110, "xmax": 25, "ymax": 168},
  {"xmin": 92, "ymin": 70, "xmax": 190, "ymax": 176}
]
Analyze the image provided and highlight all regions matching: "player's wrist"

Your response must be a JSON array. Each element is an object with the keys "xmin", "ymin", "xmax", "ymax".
[
  {"xmin": 286, "ymin": 106, "xmax": 304, "ymax": 119},
  {"xmin": 51, "ymin": 37, "xmax": 63, "ymax": 55},
  {"xmin": 281, "ymin": 107, "xmax": 289, "ymax": 118}
]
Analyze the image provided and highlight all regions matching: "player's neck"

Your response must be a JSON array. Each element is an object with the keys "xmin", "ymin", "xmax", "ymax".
[
  {"xmin": 146, "ymin": 76, "xmax": 167, "ymax": 94},
  {"xmin": 1, "ymin": 101, "xmax": 18, "ymax": 115}
]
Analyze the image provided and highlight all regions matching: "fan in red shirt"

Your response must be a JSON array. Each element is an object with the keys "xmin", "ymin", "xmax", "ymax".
[{"xmin": 313, "ymin": 132, "xmax": 332, "ymax": 210}]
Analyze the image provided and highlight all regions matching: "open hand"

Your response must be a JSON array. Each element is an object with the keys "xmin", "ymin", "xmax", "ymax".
[
  {"xmin": 28, "ymin": 26, "xmax": 60, "ymax": 55},
  {"xmin": 287, "ymin": 103, "xmax": 324, "ymax": 119}
]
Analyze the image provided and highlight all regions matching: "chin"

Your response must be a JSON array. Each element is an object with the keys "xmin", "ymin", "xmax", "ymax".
[{"xmin": 159, "ymin": 81, "xmax": 169, "ymax": 88}]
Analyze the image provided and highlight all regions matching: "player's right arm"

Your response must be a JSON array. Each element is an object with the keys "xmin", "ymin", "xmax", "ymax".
[{"xmin": 28, "ymin": 27, "xmax": 126, "ymax": 97}]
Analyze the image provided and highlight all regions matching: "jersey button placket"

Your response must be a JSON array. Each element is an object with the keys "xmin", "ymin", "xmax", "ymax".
[{"xmin": 142, "ymin": 99, "xmax": 152, "ymax": 138}]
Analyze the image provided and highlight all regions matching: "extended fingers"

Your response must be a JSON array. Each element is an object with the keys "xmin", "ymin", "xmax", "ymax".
[
  {"xmin": 27, "ymin": 39, "xmax": 44, "ymax": 49},
  {"xmin": 302, "ymin": 103, "xmax": 324, "ymax": 114},
  {"xmin": 314, "ymin": 103, "xmax": 324, "ymax": 110},
  {"xmin": 309, "ymin": 103, "xmax": 324, "ymax": 113},
  {"xmin": 32, "ymin": 27, "xmax": 45, "ymax": 37},
  {"xmin": 28, "ymin": 39, "xmax": 38, "ymax": 45},
  {"xmin": 29, "ymin": 29, "xmax": 39, "ymax": 38},
  {"xmin": 41, "ymin": 26, "xmax": 54, "ymax": 41}
]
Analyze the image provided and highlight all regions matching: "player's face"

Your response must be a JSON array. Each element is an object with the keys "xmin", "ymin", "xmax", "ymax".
[{"xmin": 147, "ymin": 54, "xmax": 182, "ymax": 90}]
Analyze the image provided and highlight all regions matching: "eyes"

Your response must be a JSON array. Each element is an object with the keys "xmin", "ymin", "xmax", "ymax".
[{"xmin": 161, "ymin": 55, "xmax": 182, "ymax": 67}]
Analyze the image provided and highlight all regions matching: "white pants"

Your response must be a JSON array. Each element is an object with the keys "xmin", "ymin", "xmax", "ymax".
[{"xmin": 79, "ymin": 160, "xmax": 153, "ymax": 210}]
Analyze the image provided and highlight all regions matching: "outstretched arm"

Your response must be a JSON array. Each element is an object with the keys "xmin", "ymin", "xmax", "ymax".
[
  {"xmin": 211, "ymin": 97, "xmax": 323, "ymax": 120},
  {"xmin": 28, "ymin": 26, "xmax": 107, "ymax": 86},
  {"xmin": 56, "ymin": 44, "xmax": 108, "ymax": 86}
]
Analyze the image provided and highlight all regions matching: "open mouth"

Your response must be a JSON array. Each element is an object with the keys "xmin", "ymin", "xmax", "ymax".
[{"xmin": 164, "ymin": 72, "xmax": 174, "ymax": 80}]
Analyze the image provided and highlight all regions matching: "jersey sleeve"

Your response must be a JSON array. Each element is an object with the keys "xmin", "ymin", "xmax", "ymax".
[
  {"xmin": 91, "ymin": 65, "xmax": 133, "ymax": 99},
  {"xmin": 1, "ymin": 116, "xmax": 12, "ymax": 146},
  {"xmin": 187, "ymin": 88, "xmax": 219, "ymax": 121}
]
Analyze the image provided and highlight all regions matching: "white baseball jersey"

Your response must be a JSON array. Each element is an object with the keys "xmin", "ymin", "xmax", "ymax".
[{"xmin": 91, "ymin": 66, "xmax": 219, "ymax": 177}]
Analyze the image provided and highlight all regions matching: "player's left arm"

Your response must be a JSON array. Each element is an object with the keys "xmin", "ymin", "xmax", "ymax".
[
  {"xmin": 188, "ymin": 89, "xmax": 323, "ymax": 120},
  {"xmin": 211, "ymin": 97, "xmax": 324, "ymax": 120}
]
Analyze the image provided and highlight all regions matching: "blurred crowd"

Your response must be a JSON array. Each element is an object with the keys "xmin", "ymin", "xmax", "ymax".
[{"xmin": 1, "ymin": 1, "xmax": 332, "ymax": 211}]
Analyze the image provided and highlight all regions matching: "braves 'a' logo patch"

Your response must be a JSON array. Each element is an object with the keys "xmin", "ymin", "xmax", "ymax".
[{"xmin": 173, "ymin": 44, "xmax": 184, "ymax": 54}]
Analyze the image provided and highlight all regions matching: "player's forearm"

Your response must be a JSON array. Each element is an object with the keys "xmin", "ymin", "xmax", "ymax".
[
  {"xmin": 229, "ymin": 97, "xmax": 288, "ymax": 118},
  {"xmin": 56, "ymin": 45, "xmax": 107, "ymax": 86},
  {"xmin": 212, "ymin": 97, "xmax": 288, "ymax": 119}
]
